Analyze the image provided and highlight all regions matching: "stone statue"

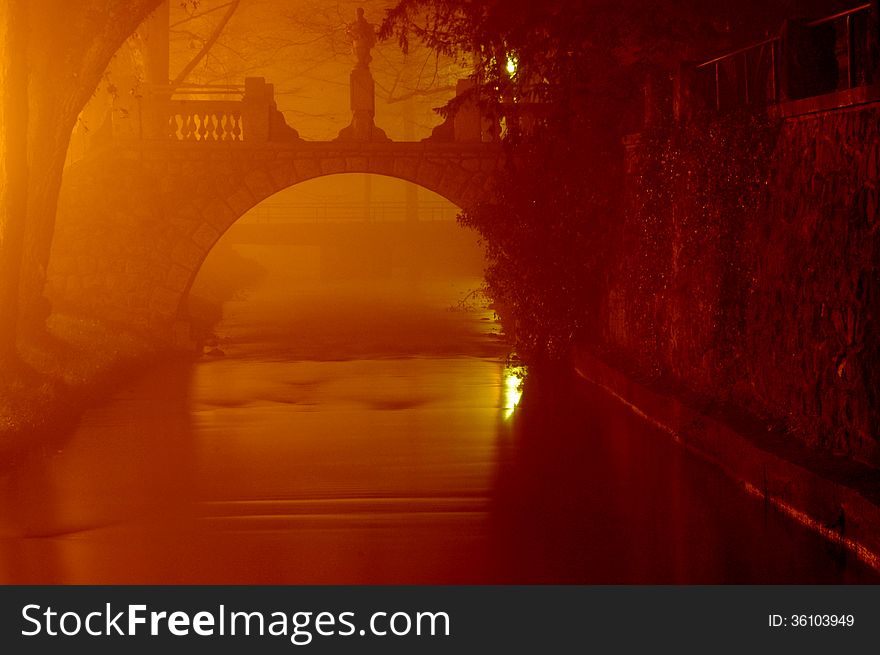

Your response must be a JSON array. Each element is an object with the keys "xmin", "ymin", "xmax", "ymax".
[
  {"xmin": 347, "ymin": 7, "xmax": 376, "ymax": 68},
  {"xmin": 335, "ymin": 7, "xmax": 389, "ymax": 142}
]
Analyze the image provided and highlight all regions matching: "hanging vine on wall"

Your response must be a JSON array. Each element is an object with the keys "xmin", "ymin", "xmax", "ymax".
[{"xmin": 621, "ymin": 109, "xmax": 782, "ymax": 379}]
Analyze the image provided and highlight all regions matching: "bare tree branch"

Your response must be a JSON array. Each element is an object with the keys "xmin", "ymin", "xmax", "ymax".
[{"xmin": 172, "ymin": 0, "xmax": 240, "ymax": 87}]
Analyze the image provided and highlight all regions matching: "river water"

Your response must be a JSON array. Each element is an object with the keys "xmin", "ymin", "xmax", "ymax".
[{"xmin": 0, "ymin": 268, "xmax": 876, "ymax": 584}]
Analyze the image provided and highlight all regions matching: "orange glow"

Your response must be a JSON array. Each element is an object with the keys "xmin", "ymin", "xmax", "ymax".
[
  {"xmin": 2, "ymin": 0, "xmax": 878, "ymax": 589},
  {"xmin": 503, "ymin": 363, "xmax": 525, "ymax": 418},
  {"xmin": 505, "ymin": 53, "xmax": 518, "ymax": 76}
]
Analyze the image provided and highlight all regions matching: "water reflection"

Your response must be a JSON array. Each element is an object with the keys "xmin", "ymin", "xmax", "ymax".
[
  {"xmin": 0, "ymin": 359, "xmax": 200, "ymax": 583},
  {"xmin": 502, "ymin": 361, "xmax": 526, "ymax": 419},
  {"xmin": 0, "ymin": 272, "xmax": 877, "ymax": 583}
]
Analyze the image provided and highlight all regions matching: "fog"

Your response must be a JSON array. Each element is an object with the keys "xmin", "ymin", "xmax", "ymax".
[{"xmin": 189, "ymin": 173, "xmax": 487, "ymax": 359}]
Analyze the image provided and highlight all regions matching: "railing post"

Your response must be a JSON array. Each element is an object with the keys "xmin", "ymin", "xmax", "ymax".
[
  {"xmin": 770, "ymin": 40, "xmax": 779, "ymax": 103},
  {"xmin": 141, "ymin": 86, "xmax": 171, "ymax": 140},
  {"xmin": 847, "ymin": 14, "xmax": 857, "ymax": 88},
  {"xmin": 243, "ymin": 77, "xmax": 272, "ymax": 142},
  {"xmin": 870, "ymin": 0, "xmax": 880, "ymax": 87}
]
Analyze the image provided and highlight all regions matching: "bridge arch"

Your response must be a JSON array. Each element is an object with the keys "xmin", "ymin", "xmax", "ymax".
[{"xmin": 48, "ymin": 142, "xmax": 502, "ymax": 337}]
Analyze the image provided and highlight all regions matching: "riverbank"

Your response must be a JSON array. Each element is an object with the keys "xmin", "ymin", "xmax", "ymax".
[
  {"xmin": 0, "ymin": 244, "xmax": 267, "ymax": 459},
  {"xmin": 0, "ymin": 314, "xmax": 170, "ymax": 457},
  {"xmin": 573, "ymin": 347, "xmax": 880, "ymax": 574}
]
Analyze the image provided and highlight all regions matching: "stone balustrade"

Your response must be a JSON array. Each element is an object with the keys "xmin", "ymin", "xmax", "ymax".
[
  {"xmin": 165, "ymin": 100, "xmax": 245, "ymax": 141},
  {"xmin": 119, "ymin": 76, "xmax": 277, "ymax": 143}
]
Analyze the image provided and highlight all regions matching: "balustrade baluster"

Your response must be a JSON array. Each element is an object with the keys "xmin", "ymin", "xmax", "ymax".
[{"xmin": 161, "ymin": 101, "xmax": 252, "ymax": 142}]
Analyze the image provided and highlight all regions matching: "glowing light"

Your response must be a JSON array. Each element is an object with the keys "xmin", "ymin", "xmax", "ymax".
[
  {"xmin": 502, "ymin": 364, "xmax": 526, "ymax": 419},
  {"xmin": 505, "ymin": 54, "xmax": 518, "ymax": 76}
]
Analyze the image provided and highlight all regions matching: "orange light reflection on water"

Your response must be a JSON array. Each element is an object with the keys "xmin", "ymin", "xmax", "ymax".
[{"xmin": 503, "ymin": 363, "xmax": 526, "ymax": 419}]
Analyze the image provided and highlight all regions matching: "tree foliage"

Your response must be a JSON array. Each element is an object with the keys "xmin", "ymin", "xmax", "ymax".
[
  {"xmin": 459, "ymin": 133, "xmax": 619, "ymax": 363},
  {"xmin": 380, "ymin": 0, "xmax": 841, "ymax": 364},
  {"xmin": 379, "ymin": 0, "xmax": 826, "ymax": 127}
]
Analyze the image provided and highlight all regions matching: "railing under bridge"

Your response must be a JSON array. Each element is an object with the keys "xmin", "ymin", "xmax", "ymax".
[{"xmin": 242, "ymin": 200, "xmax": 458, "ymax": 224}]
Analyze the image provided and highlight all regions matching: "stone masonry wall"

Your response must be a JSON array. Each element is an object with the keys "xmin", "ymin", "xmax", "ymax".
[{"xmin": 602, "ymin": 104, "xmax": 880, "ymax": 467}]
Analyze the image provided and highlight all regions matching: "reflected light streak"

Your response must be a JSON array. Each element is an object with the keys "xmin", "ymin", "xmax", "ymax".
[{"xmin": 503, "ymin": 364, "xmax": 526, "ymax": 419}]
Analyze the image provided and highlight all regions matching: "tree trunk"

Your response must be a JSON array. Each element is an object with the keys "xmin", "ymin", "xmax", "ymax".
[
  {"xmin": 14, "ymin": 1, "xmax": 165, "ymax": 336},
  {"xmin": 0, "ymin": 0, "xmax": 30, "ymax": 360}
]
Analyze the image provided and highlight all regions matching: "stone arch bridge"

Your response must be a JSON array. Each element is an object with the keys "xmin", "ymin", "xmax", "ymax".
[{"xmin": 48, "ymin": 77, "xmax": 506, "ymax": 338}]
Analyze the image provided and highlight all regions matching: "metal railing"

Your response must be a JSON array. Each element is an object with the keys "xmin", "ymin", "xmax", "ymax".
[
  {"xmin": 694, "ymin": 2, "xmax": 873, "ymax": 111},
  {"xmin": 242, "ymin": 201, "xmax": 459, "ymax": 224}
]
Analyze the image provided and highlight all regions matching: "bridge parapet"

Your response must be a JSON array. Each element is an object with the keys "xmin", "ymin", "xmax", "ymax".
[
  {"xmin": 164, "ymin": 98, "xmax": 244, "ymax": 141},
  {"xmin": 126, "ymin": 76, "xmax": 296, "ymax": 143},
  {"xmin": 119, "ymin": 73, "xmax": 500, "ymax": 145}
]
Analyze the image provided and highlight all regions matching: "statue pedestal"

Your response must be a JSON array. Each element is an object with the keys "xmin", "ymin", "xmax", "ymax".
[
  {"xmin": 336, "ymin": 65, "xmax": 389, "ymax": 142},
  {"xmin": 351, "ymin": 66, "xmax": 374, "ymax": 115}
]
